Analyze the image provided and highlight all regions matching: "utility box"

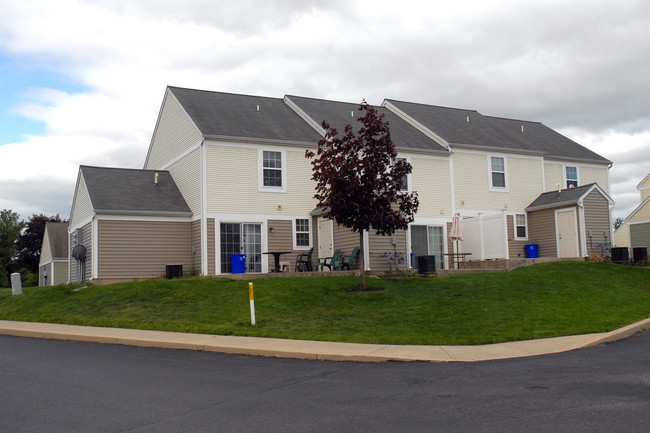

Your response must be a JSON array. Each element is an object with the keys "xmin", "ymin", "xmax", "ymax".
[
  {"xmin": 417, "ymin": 255, "xmax": 436, "ymax": 275},
  {"xmin": 611, "ymin": 247, "xmax": 630, "ymax": 263},
  {"xmin": 11, "ymin": 273, "xmax": 22, "ymax": 296},
  {"xmin": 165, "ymin": 265, "xmax": 183, "ymax": 279},
  {"xmin": 633, "ymin": 247, "xmax": 648, "ymax": 263}
]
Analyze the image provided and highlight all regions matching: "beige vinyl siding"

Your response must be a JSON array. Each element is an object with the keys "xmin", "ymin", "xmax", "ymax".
[
  {"xmin": 582, "ymin": 190, "xmax": 611, "ymax": 256},
  {"xmin": 629, "ymin": 201, "xmax": 650, "ymax": 222},
  {"xmin": 642, "ymin": 189, "xmax": 650, "ymax": 202},
  {"xmin": 207, "ymin": 218, "xmax": 215, "ymax": 275},
  {"xmin": 453, "ymin": 152, "xmax": 543, "ymax": 211},
  {"xmin": 69, "ymin": 222, "xmax": 92, "ymax": 282},
  {"xmin": 410, "ymin": 157, "xmax": 452, "ymax": 217},
  {"xmin": 168, "ymin": 147, "xmax": 201, "ymax": 215},
  {"xmin": 630, "ymin": 223, "xmax": 650, "ymax": 248},
  {"xmin": 191, "ymin": 219, "xmax": 201, "ymax": 274},
  {"xmin": 331, "ymin": 226, "xmax": 361, "ymax": 269},
  {"xmin": 53, "ymin": 260, "xmax": 68, "ymax": 285},
  {"xmin": 146, "ymin": 92, "xmax": 203, "ymax": 170},
  {"xmin": 507, "ymin": 215, "xmax": 529, "ymax": 259},
  {"xmin": 70, "ymin": 175, "xmax": 93, "ymax": 228},
  {"xmin": 614, "ymin": 223, "xmax": 631, "ymax": 248},
  {"xmin": 527, "ymin": 208, "xmax": 558, "ymax": 258},
  {"xmin": 82, "ymin": 223, "xmax": 92, "ymax": 281},
  {"xmin": 579, "ymin": 165, "xmax": 610, "ymax": 193},
  {"xmin": 543, "ymin": 162, "xmax": 564, "ymax": 191},
  {"xmin": 267, "ymin": 219, "xmax": 295, "ymax": 270},
  {"xmin": 97, "ymin": 220, "xmax": 191, "ymax": 279},
  {"xmin": 206, "ymin": 144, "xmax": 317, "ymax": 215},
  {"xmin": 368, "ymin": 231, "xmax": 408, "ymax": 272}
]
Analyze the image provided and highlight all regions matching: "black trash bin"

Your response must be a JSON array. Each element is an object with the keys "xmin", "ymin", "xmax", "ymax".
[{"xmin": 417, "ymin": 255, "xmax": 436, "ymax": 275}]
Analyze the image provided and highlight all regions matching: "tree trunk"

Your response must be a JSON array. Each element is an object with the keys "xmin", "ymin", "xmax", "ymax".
[{"xmin": 359, "ymin": 231, "xmax": 366, "ymax": 290}]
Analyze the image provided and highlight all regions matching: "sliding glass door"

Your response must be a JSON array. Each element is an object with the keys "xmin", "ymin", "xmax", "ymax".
[
  {"xmin": 220, "ymin": 223, "xmax": 262, "ymax": 273},
  {"xmin": 411, "ymin": 225, "xmax": 445, "ymax": 269}
]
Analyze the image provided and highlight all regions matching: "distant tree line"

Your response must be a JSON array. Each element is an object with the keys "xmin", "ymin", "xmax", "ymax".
[{"xmin": 0, "ymin": 210, "xmax": 68, "ymax": 288}]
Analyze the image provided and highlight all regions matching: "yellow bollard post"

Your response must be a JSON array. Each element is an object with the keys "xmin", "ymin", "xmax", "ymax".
[{"xmin": 248, "ymin": 282, "xmax": 256, "ymax": 326}]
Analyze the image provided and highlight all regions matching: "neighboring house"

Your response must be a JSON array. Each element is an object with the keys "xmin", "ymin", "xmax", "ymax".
[
  {"xmin": 615, "ymin": 172, "xmax": 650, "ymax": 250},
  {"xmin": 68, "ymin": 166, "xmax": 192, "ymax": 283},
  {"xmin": 69, "ymin": 86, "xmax": 614, "ymax": 281},
  {"xmin": 38, "ymin": 222, "xmax": 69, "ymax": 286}
]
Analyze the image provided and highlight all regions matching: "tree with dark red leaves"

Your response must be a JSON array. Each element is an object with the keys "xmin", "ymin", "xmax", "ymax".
[{"xmin": 306, "ymin": 101, "xmax": 419, "ymax": 290}]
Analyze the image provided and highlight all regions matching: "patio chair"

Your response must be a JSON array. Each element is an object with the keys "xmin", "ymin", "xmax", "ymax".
[
  {"xmin": 295, "ymin": 248, "xmax": 313, "ymax": 272},
  {"xmin": 340, "ymin": 247, "xmax": 360, "ymax": 270},
  {"xmin": 318, "ymin": 249, "xmax": 342, "ymax": 271}
]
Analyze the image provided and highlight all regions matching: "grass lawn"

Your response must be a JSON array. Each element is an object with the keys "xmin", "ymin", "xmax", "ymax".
[{"xmin": 1, "ymin": 261, "xmax": 649, "ymax": 345}]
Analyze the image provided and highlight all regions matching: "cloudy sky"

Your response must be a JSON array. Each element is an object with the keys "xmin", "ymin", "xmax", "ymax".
[{"xmin": 1, "ymin": 0, "xmax": 648, "ymax": 222}]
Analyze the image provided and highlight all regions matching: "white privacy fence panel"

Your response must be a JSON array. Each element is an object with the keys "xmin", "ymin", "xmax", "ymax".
[{"xmin": 460, "ymin": 214, "xmax": 508, "ymax": 261}]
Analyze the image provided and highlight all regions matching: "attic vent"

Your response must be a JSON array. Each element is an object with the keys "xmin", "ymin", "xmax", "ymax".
[
  {"xmin": 257, "ymin": 104, "xmax": 259, "ymax": 111},
  {"xmin": 466, "ymin": 116, "xmax": 469, "ymax": 123},
  {"xmin": 351, "ymin": 111, "xmax": 354, "ymax": 117},
  {"xmin": 521, "ymin": 125, "xmax": 525, "ymax": 133}
]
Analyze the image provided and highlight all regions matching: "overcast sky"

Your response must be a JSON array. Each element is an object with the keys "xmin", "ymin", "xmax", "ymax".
[{"xmin": 1, "ymin": 0, "xmax": 648, "ymax": 222}]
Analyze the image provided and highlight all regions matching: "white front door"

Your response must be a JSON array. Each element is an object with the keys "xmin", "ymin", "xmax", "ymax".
[
  {"xmin": 317, "ymin": 218, "xmax": 333, "ymax": 261},
  {"xmin": 556, "ymin": 209, "xmax": 579, "ymax": 258}
]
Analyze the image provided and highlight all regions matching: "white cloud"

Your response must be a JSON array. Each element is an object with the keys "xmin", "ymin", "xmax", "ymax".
[{"xmin": 0, "ymin": 0, "xmax": 649, "ymax": 222}]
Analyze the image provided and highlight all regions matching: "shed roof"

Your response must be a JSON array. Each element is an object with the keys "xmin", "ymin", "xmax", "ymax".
[
  {"xmin": 168, "ymin": 87, "xmax": 322, "ymax": 145},
  {"xmin": 80, "ymin": 166, "xmax": 191, "ymax": 215},
  {"xmin": 384, "ymin": 99, "xmax": 611, "ymax": 164},
  {"xmin": 526, "ymin": 183, "xmax": 612, "ymax": 211},
  {"xmin": 44, "ymin": 222, "xmax": 69, "ymax": 259}
]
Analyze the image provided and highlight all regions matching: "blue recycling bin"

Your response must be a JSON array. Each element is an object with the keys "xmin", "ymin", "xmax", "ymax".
[
  {"xmin": 525, "ymin": 244, "xmax": 539, "ymax": 258},
  {"xmin": 230, "ymin": 254, "xmax": 246, "ymax": 274}
]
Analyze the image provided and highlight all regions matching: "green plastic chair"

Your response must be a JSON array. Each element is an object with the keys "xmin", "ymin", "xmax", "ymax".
[
  {"xmin": 341, "ymin": 247, "xmax": 360, "ymax": 270},
  {"xmin": 318, "ymin": 249, "xmax": 342, "ymax": 271}
]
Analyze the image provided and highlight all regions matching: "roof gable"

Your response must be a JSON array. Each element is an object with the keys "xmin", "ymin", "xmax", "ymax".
[
  {"xmin": 526, "ymin": 183, "xmax": 612, "ymax": 211},
  {"xmin": 80, "ymin": 166, "xmax": 191, "ymax": 215},
  {"xmin": 168, "ymin": 87, "xmax": 322, "ymax": 145},
  {"xmin": 285, "ymin": 95, "xmax": 449, "ymax": 154}
]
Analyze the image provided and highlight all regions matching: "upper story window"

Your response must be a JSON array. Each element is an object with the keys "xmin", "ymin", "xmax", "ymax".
[
  {"xmin": 515, "ymin": 213, "xmax": 527, "ymax": 239},
  {"xmin": 294, "ymin": 218, "xmax": 311, "ymax": 249},
  {"xmin": 259, "ymin": 149, "xmax": 286, "ymax": 192},
  {"xmin": 395, "ymin": 157, "xmax": 410, "ymax": 192},
  {"xmin": 565, "ymin": 166, "xmax": 578, "ymax": 188},
  {"xmin": 489, "ymin": 156, "xmax": 507, "ymax": 190}
]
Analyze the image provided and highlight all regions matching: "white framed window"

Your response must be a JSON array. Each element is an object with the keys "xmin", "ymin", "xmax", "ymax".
[
  {"xmin": 294, "ymin": 218, "xmax": 311, "ymax": 249},
  {"xmin": 258, "ymin": 149, "xmax": 287, "ymax": 192},
  {"xmin": 395, "ymin": 157, "xmax": 410, "ymax": 192},
  {"xmin": 565, "ymin": 166, "xmax": 578, "ymax": 188},
  {"xmin": 515, "ymin": 213, "xmax": 527, "ymax": 240},
  {"xmin": 489, "ymin": 155, "xmax": 508, "ymax": 191}
]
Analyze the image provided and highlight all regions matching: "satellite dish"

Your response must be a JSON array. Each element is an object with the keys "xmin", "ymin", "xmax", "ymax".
[{"xmin": 72, "ymin": 244, "xmax": 86, "ymax": 260}]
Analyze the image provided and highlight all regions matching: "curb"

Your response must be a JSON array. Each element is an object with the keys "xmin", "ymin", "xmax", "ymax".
[{"xmin": 0, "ymin": 318, "xmax": 648, "ymax": 362}]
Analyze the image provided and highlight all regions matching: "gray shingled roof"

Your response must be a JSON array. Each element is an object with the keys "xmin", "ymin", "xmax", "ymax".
[
  {"xmin": 285, "ymin": 95, "xmax": 449, "ymax": 154},
  {"xmin": 385, "ymin": 99, "xmax": 611, "ymax": 164},
  {"xmin": 80, "ymin": 166, "xmax": 191, "ymax": 215},
  {"xmin": 45, "ymin": 222, "xmax": 69, "ymax": 259},
  {"xmin": 168, "ymin": 87, "xmax": 323, "ymax": 145},
  {"xmin": 526, "ymin": 183, "xmax": 598, "ymax": 211}
]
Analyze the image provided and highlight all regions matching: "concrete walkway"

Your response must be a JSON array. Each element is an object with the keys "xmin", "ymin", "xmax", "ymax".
[{"xmin": 1, "ymin": 319, "xmax": 648, "ymax": 362}]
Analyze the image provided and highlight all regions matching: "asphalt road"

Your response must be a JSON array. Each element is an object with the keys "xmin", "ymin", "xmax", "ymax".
[{"xmin": 1, "ymin": 332, "xmax": 649, "ymax": 433}]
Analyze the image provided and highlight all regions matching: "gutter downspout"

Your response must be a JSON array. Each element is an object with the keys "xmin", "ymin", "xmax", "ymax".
[{"xmin": 200, "ymin": 139, "xmax": 209, "ymax": 275}]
